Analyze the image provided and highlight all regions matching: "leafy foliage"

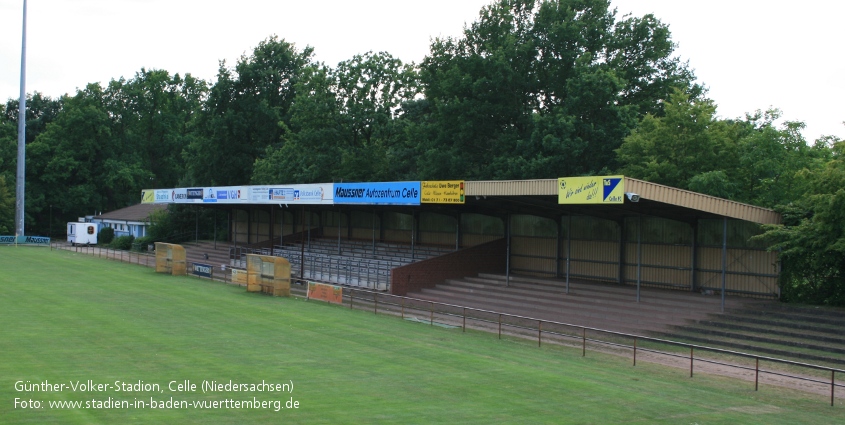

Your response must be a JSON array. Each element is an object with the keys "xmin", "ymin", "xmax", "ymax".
[
  {"xmin": 110, "ymin": 235, "xmax": 135, "ymax": 250},
  {"xmin": 186, "ymin": 36, "xmax": 312, "ymax": 186},
  {"xmin": 0, "ymin": 175, "xmax": 14, "ymax": 234},
  {"xmin": 415, "ymin": 0, "xmax": 699, "ymax": 180},
  {"xmin": 253, "ymin": 51, "xmax": 419, "ymax": 183},
  {"xmin": 98, "ymin": 226, "xmax": 115, "ymax": 245},
  {"xmin": 756, "ymin": 141, "xmax": 845, "ymax": 305}
]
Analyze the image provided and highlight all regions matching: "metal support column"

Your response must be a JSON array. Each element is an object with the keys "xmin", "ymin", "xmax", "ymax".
[
  {"xmin": 565, "ymin": 215, "xmax": 572, "ymax": 295},
  {"xmin": 556, "ymin": 215, "xmax": 562, "ymax": 279},
  {"xmin": 505, "ymin": 213, "xmax": 511, "ymax": 287},
  {"xmin": 411, "ymin": 212, "xmax": 416, "ymax": 260},
  {"xmin": 454, "ymin": 213, "xmax": 460, "ymax": 251},
  {"xmin": 690, "ymin": 220, "xmax": 698, "ymax": 292},
  {"xmin": 618, "ymin": 219, "xmax": 626, "ymax": 285},
  {"xmin": 269, "ymin": 206, "xmax": 275, "ymax": 248},
  {"xmin": 371, "ymin": 210, "xmax": 376, "ymax": 256},
  {"xmin": 300, "ymin": 206, "xmax": 305, "ymax": 281},
  {"xmin": 636, "ymin": 215, "xmax": 642, "ymax": 303},
  {"xmin": 721, "ymin": 217, "xmax": 728, "ymax": 313}
]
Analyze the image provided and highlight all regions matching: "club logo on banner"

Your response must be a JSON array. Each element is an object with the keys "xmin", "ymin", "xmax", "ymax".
[{"xmin": 141, "ymin": 190, "xmax": 155, "ymax": 204}]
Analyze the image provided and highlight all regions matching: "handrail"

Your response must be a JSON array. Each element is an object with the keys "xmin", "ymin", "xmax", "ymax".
[
  {"xmin": 51, "ymin": 241, "xmax": 843, "ymax": 406},
  {"xmin": 346, "ymin": 286, "xmax": 843, "ymax": 406}
]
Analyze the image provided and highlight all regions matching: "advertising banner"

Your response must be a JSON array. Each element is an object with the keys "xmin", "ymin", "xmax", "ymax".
[
  {"xmin": 187, "ymin": 188, "xmax": 204, "ymax": 200},
  {"xmin": 231, "ymin": 268, "xmax": 247, "ymax": 285},
  {"xmin": 170, "ymin": 187, "xmax": 197, "ymax": 204},
  {"xmin": 558, "ymin": 176, "xmax": 625, "ymax": 204},
  {"xmin": 421, "ymin": 181, "xmax": 465, "ymax": 204},
  {"xmin": 333, "ymin": 182, "xmax": 421, "ymax": 205},
  {"xmin": 141, "ymin": 189, "xmax": 155, "ymax": 204},
  {"xmin": 307, "ymin": 281, "xmax": 343, "ymax": 304},
  {"xmin": 192, "ymin": 262, "xmax": 213, "ymax": 278},
  {"xmin": 212, "ymin": 186, "xmax": 245, "ymax": 203},
  {"xmin": 0, "ymin": 236, "xmax": 51, "ymax": 245},
  {"xmin": 154, "ymin": 189, "xmax": 172, "ymax": 203},
  {"xmin": 248, "ymin": 184, "xmax": 333, "ymax": 205}
]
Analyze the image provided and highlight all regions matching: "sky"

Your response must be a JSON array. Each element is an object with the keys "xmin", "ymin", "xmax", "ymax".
[{"xmin": 0, "ymin": 0, "xmax": 842, "ymax": 142}]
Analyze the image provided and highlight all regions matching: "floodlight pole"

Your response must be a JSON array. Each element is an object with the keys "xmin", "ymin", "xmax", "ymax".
[{"xmin": 15, "ymin": 0, "xmax": 28, "ymax": 237}]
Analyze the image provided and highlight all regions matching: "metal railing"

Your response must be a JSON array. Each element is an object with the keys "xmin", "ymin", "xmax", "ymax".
[
  {"xmin": 50, "ymin": 241, "xmax": 843, "ymax": 406},
  {"xmin": 345, "ymin": 287, "xmax": 844, "ymax": 407},
  {"xmin": 229, "ymin": 244, "xmax": 395, "ymax": 290}
]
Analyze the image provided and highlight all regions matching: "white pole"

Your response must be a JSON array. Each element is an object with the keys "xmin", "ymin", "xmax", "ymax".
[{"xmin": 15, "ymin": 0, "xmax": 28, "ymax": 237}]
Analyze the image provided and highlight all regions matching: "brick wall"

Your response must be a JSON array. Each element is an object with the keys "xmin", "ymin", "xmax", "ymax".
[{"xmin": 390, "ymin": 238, "xmax": 507, "ymax": 296}]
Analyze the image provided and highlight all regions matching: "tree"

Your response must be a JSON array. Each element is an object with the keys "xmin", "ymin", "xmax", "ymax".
[
  {"xmin": 108, "ymin": 69, "xmax": 207, "ymax": 189},
  {"xmin": 415, "ymin": 0, "xmax": 699, "ymax": 180},
  {"xmin": 253, "ymin": 51, "xmax": 419, "ymax": 183},
  {"xmin": 733, "ymin": 111, "xmax": 821, "ymax": 208},
  {"xmin": 616, "ymin": 89, "xmax": 737, "ymax": 190},
  {"xmin": 0, "ymin": 175, "xmax": 13, "ymax": 234},
  {"xmin": 757, "ymin": 139, "xmax": 845, "ymax": 305},
  {"xmin": 187, "ymin": 36, "xmax": 313, "ymax": 185}
]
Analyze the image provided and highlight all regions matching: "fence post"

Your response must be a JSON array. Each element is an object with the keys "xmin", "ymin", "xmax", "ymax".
[
  {"xmin": 462, "ymin": 307, "xmax": 466, "ymax": 333},
  {"xmin": 582, "ymin": 328, "xmax": 586, "ymax": 357},
  {"xmin": 538, "ymin": 321, "xmax": 542, "ymax": 347},
  {"xmin": 429, "ymin": 302, "xmax": 433, "ymax": 326},
  {"xmin": 401, "ymin": 298, "xmax": 405, "ymax": 320},
  {"xmin": 633, "ymin": 337, "xmax": 637, "ymax": 366},
  {"xmin": 498, "ymin": 314, "xmax": 502, "ymax": 339},
  {"xmin": 690, "ymin": 347, "xmax": 694, "ymax": 378},
  {"xmin": 350, "ymin": 288, "xmax": 354, "ymax": 310},
  {"xmin": 832, "ymin": 370, "xmax": 836, "ymax": 407},
  {"xmin": 755, "ymin": 357, "xmax": 759, "ymax": 391},
  {"xmin": 374, "ymin": 292, "xmax": 377, "ymax": 315}
]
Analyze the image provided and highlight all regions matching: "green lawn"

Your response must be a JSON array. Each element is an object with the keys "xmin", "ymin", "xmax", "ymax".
[{"xmin": 0, "ymin": 247, "xmax": 841, "ymax": 424}]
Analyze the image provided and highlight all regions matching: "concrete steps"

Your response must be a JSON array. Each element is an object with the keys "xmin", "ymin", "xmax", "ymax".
[
  {"xmin": 659, "ymin": 303, "xmax": 845, "ymax": 367},
  {"xmin": 408, "ymin": 274, "xmax": 744, "ymax": 335}
]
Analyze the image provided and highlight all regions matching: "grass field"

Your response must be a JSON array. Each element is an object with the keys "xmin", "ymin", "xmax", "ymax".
[{"xmin": 1, "ymin": 247, "xmax": 842, "ymax": 424}]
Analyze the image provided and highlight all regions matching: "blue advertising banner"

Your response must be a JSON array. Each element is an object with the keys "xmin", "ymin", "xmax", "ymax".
[
  {"xmin": 333, "ymin": 182, "xmax": 421, "ymax": 205},
  {"xmin": 192, "ymin": 262, "xmax": 213, "ymax": 278},
  {"xmin": 0, "ymin": 236, "xmax": 51, "ymax": 245}
]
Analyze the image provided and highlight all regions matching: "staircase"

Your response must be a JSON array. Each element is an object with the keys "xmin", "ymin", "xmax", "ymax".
[
  {"xmin": 409, "ymin": 273, "xmax": 755, "ymax": 335},
  {"xmin": 656, "ymin": 303, "xmax": 845, "ymax": 367}
]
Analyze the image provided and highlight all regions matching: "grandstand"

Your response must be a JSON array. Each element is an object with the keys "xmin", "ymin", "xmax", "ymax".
[{"xmin": 151, "ymin": 177, "xmax": 801, "ymax": 347}]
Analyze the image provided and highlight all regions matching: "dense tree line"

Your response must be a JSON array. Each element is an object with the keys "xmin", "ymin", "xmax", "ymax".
[{"xmin": 0, "ymin": 0, "xmax": 841, "ymax": 304}]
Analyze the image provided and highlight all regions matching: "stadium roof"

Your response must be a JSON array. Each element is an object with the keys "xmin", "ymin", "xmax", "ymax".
[
  {"xmin": 463, "ymin": 177, "xmax": 781, "ymax": 225},
  {"xmin": 143, "ymin": 177, "xmax": 782, "ymax": 226}
]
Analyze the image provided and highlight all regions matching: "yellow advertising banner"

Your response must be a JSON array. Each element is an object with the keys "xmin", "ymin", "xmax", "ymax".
[
  {"xmin": 141, "ymin": 189, "xmax": 155, "ymax": 204},
  {"xmin": 231, "ymin": 268, "xmax": 247, "ymax": 285},
  {"xmin": 558, "ymin": 176, "xmax": 625, "ymax": 204},
  {"xmin": 421, "ymin": 181, "xmax": 465, "ymax": 204},
  {"xmin": 307, "ymin": 281, "xmax": 343, "ymax": 304}
]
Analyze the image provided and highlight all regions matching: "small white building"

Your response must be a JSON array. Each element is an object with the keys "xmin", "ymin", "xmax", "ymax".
[{"xmin": 88, "ymin": 204, "xmax": 167, "ymax": 238}]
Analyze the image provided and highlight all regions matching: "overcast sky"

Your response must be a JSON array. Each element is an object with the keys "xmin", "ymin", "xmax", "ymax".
[{"xmin": 1, "ymin": 0, "xmax": 842, "ymax": 141}]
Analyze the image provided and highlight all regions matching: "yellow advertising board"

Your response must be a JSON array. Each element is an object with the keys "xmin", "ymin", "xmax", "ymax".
[
  {"xmin": 230, "ymin": 268, "xmax": 247, "ymax": 285},
  {"xmin": 141, "ymin": 189, "xmax": 155, "ymax": 204},
  {"xmin": 558, "ymin": 176, "xmax": 625, "ymax": 204},
  {"xmin": 421, "ymin": 181, "xmax": 465, "ymax": 204},
  {"xmin": 307, "ymin": 281, "xmax": 343, "ymax": 304}
]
